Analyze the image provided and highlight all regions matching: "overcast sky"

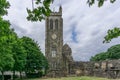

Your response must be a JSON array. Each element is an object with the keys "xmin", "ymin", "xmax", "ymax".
[{"xmin": 5, "ymin": 0, "xmax": 120, "ymax": 61}]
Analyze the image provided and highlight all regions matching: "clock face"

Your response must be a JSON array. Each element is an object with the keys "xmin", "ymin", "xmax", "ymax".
[{"xmin": 52, "ymin": 34, "xmax": 57, "ymax": 39}]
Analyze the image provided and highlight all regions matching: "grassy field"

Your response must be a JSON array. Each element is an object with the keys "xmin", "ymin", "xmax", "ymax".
[{"xmin": 25, "ymin": 76, "xmax": 120, "ymax": 80}]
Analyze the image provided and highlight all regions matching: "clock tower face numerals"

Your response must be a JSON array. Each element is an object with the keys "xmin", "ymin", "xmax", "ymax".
[{"xmin": 51, "ymin": 33, "xmax": 57, "ymax": 39}]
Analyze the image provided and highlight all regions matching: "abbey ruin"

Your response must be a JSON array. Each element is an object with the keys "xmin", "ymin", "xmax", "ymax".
[{"xmin": 45, "ymin": 6, "xmax": 120, "ymax": 79}]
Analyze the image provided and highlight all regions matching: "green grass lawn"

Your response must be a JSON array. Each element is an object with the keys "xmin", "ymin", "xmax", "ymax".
[{"xmin": 24, "ymin": 76, "xmax": 120, "ymax": 80}]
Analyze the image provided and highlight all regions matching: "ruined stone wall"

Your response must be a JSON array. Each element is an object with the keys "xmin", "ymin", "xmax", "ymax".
[{"xmin": 70, "ymin": 59, "xmax": 120, "ymax": 79}]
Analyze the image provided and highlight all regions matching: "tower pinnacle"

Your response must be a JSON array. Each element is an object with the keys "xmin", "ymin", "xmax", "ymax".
[{"xmin": 59, "ymin": 5, "xmax": 62, "ymax": 13}]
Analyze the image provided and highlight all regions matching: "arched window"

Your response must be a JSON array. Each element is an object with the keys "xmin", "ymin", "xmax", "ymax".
[
  {"xmin": 55, "ymin": 19, "xmax": 58, "ymax": 30},
  {"xmin": 50, "ymin": 19, "xmax": 53, "ymax": 30}
]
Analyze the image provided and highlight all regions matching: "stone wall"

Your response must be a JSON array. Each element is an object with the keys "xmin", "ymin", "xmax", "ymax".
[{"xmin": 69, "ymin": 59, "xmax": 120, "ymax": 79}]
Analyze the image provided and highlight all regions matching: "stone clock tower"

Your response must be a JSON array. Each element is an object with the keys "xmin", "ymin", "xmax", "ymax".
[{"xmin": 45, "ymin": 6, "xmax": 64, "ymax": 77}]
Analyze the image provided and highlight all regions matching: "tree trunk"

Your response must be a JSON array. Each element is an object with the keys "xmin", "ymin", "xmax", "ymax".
[
  {"xmin": 13, "ymin": 70, "xmax": 15, "ymax": 80},
  {"xmin": 1, "ymin": 71, "xmax": 4, "ymax": 80},
  {"xmin": 20, "ymin": 71, "xmax": 22, "ymax": 79}
]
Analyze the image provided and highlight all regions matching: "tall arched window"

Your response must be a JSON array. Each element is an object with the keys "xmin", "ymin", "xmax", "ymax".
[
  {"xmin": 50, "ymin": 19, "xmax": 53, "ymax": 30},
  {"xmin": 55, "ymin": 19, "xmax": 58, "ymax": 30}
]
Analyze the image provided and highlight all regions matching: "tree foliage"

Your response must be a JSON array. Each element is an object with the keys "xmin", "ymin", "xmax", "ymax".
[
  {"xmin": 87, "ymin": 0, "xmax": 116, "ymax": 7},
  {"xmin": 0, "ymin": 19, "xmax": 15, "ymax": 69},
  {"xmin": 87, "ymin": 0, "xmax": 120, "ymax": 43},
  {"xmin": 27, "ymin": 0, "xmax": 120, "ymax": 44},
  {"xmin": 27, "ymin": 0, "xmax": 51, "ymax": 21},
  {"xmin": 90, "ymin": 52, "xmax": 108, "ymax": 61},
  {"xmin": 27, "ymin": 0, "xmax": 116, "ymax": 22},
  {"xmin": 103, "ymin": 27, "xmax": 120, "ymax": 43},
  {"xmin": 0, "ymin": 0, "xmax": 10, "ymax": 16},
  {"xmin": 12, "ymin": 38, "xmax": 27, "ymax": 79},
  {"xmin": 0, "ymin": 0, "xmax": 119, "ymax": 79},
  {"xmin": 21, "ymin": 36, "xmax": 48, "ymax": 77},
  {"xmin": 0, "ymin": 24, "xmax": 48, "ymax": 79},
  {"xmin": 90, "ymin": 44, "xmax": 120, "ymax": 61},
  {"xmin": 0, "ymin": 16, "xmax": 15, "ymax": 80},
  {"xmin": 107, "ymin": 44, "xmax": 120, "ymax": 59},
  {"xmin": 0, "ymin": 0, "xmax": 48, "ymax": 79}
]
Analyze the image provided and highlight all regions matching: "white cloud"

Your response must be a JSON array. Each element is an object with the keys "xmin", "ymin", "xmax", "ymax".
[{"xmin": 5, "ymin": 0, "xmax": 120, "ymax": 61}]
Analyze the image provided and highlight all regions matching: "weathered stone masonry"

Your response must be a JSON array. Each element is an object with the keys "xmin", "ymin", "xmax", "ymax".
[
  {"xmin": 69, "ymin": 60, "xmax": 120, "ymax": 79},
  {"xmin": 45, "ymin": 6, "xmax": 120, "ymax": 79}
]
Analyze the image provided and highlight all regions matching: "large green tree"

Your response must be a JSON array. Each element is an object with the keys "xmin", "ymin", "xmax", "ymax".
[
  {"xmin": 0, "ymin": 0, "xmax": 48, "ymax": 79},
  {"xmin": 12, "ymin": 37, "xmax": 27, "ymax": 79},
  {"xmin": 90, "ymin": 44, "xmax": 120, "ymax": 61},
  {"xmin": 107, "ymin": 44, "xmax": 120, "ymax": 59},
  {"xmin": 90, "ymin": 52, "xmax": 108, "ymax": 61},
  {"xmin": 21, "ymin": 36, "xmax": 48, "ymax": 77},
  {"xmin": 0, "ymin": 1, "xmax": 14, "ymax": 79},
  {"xmin": 0, "ymin": 18, "xmax": 15, "ymax": 80}
]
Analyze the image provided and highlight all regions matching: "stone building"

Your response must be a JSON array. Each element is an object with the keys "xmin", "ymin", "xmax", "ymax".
[
  {"xmin": 45, "ymin": 6, "xmax": 73, "ymax": 77},
  {"xmin": 70, "ymin": 60, "xmax": 120, "ymax": 79},
  {"xmin": 62, "ymin": 44, "xmax": 73, "ymax": 75},
  {"xmin": 45, "ymin": 6, "xmax": 120, "ymax": 79}
]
